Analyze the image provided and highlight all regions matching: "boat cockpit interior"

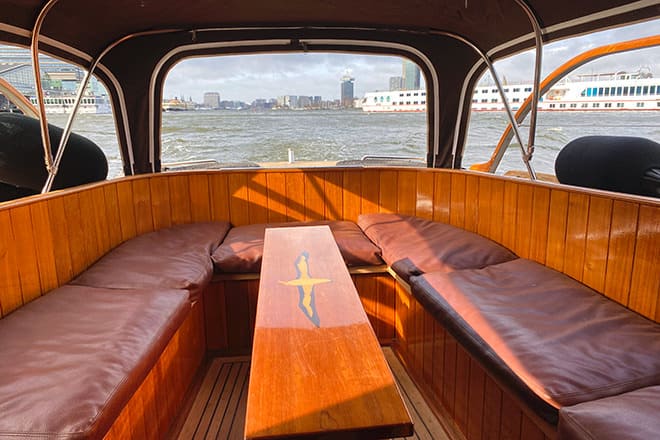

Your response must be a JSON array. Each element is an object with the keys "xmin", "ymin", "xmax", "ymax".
[{"xmin": 0, "ymin": 1, "xmax": 659, "ymax": 439}]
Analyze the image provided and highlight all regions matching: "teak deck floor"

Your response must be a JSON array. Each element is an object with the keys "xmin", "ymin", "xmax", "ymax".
[{"xmin": 174, "ymin": 348, "xmax": 450, "ymax": 439}]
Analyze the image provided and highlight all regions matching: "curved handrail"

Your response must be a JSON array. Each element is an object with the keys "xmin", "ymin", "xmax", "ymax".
[
  {"xmin": 470, "ymin": 35, "xmax": 660, "ymax": 173},
  {"xmin": 0, "ymin": 77, "xmax": 39, "ymax": 118}
]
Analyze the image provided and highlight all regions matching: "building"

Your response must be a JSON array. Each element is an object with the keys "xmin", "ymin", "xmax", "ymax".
[
  {"xmin": 340, "ymin": 73, "xmax": 354, "ymax": 108},
  {"xmin": 402, "ymin": 59, "xmax": 420, "ymax": 90},
  {"xmin": 0, "ymin": 45, "xmax": 106, "ymax": 98},
  {"xmin": 389, "ymin": 76, "xmax": 403, "ymax": 91},
  {"xmin": 203, "ymin": 92, "xmax": 220, "ymax": 109}
]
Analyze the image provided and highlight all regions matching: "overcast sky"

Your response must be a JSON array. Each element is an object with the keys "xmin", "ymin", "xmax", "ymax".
[{"xmin": 164, "ymin": 19, "xmax": 660, "ymax": 103}]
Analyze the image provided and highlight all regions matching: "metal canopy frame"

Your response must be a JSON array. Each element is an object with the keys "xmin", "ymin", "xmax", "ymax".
[{"xmin": 28, "ymin": 0, "xmax": 549, "ymax": 190}]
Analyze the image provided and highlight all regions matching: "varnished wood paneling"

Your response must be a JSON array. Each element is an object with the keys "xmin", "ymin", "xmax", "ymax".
[
  {"xmin": 285, "ymin": 172, "xmax": 305, "ymax": 221},
  {"xmin": 416, "ymin": 171, "xmax": 434, "ymax": 220},
  {"xmin": 169, "ymin": 174, "xmax": 193, "ymax": 225},
  {"xmin": 379, "ymin": 170, "xmax": 398, "ymax": 213},
  {"xmin": 433, "ymin": 172, "xmax": 451, "ymax": 223},
  {"xmin": 303, "ymin": 171, "xmax": 325, "ymax": 220},
  {"xmin": 149, "ymin": 176, "xmax": 172, "ymax": 231},
  {"xmin": 324, "ymin": 171, "xmax": 343, "ymax": 220},
  {"xmin": 247, "ymin": 173, "xmax": 268, "ymax": 224},
  {"xmin": 360, "ymin": 169, "xmax": 380, "ymax": 214},
  {"xmin": 265, "ymin": 172, "xmax": 287, "ymax": 222},
  {"xmin": 209, "ymin": 173, "xmax": 230, "ymax": 222},
  {"xmin": 397, "ymin": 171, "xmax": 417, "ymax": 216},
  {"xmin": 629, "ymin": 205, "xmax": 660, "ymax": 319},
  {"xmin": 10, "ymin": 205, "xmax": 41, "ymax": 303},
  {"xmin": 29, "ymin": 201, "xmax": 59, "ymax": 293},
  {"xmin": 603, "ymin": 201, "xmax": 638, "ymax": 306},
  {"xmin": 189, "ymin": 174, "xmax": 212, "ymax": 223},
  {"xmin": 132, "ymin": 178, "xmax": 154, "ymax": 235},
  {"xmin": 546, "ymin": 189, "xmax": 569, "ymax": 272},
  {"xmin": 582, "ymin": 197, "xmax": 613, "ymax": 292},
  {"xmin": 449, "ymin": 173, "xmax": 466, "ymax": 228},
  {"xmin": 116, "ymin": 180, "xmax": 137, "ymax": 241},
  {"xmin": 0, "ymin": 168, "xmax": 657, "ymax": 326},
  {"xmin": 501, "ymin": 181, "xmax": 519, "ymax": 251},
  {"xmin": 464, "ymin": 175, "xmax": 479, "ymax": 233},
  {"xmin": 487, "ymin": 179, "xmax": 505, "ymax": 244},
  {"xmin": 46, "ymin": 196, "xmax": 74, "ymax": 285},
  {"xmin": 514, "ymin": 184, "xmax": 534, "ymax": 258},
  {"xmin": 0, "ymin": 210, "xmax": 22, "ymax": 316},
  {"xmin": 227, "ymin": 173, "xmax": 250, "ymax": 226},
  {"xmin": 564, "ymin": 193, "xmax": 590, "ymax": 281},
  {"xmin": 342, "ymin": 170, "xmax": 362, "ymax": 222},
  {"xmin": 529, "ymin": 187, "xmax": 550, "ymax": 264}
]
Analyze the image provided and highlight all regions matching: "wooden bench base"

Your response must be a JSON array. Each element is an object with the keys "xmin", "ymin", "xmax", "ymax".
[
  {"xmin": 204, "ymin": 271, "xmax": 395, "ymax": 354},
  {"xmin": 105, "ymin": 301, "xmax": 206, "ymax": 439}
]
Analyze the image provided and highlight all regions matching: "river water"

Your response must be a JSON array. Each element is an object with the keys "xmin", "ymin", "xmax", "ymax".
[{"xmin": 49, "ymin": 110, "xmax": 660, "ymax": 179}]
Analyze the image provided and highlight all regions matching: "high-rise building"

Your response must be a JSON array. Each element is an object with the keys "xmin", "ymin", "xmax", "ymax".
[
  {"xmin": 203, "ymin": 92, "xmax": 220, "ymax": 109},
  {"xmin": 340, "ymin": 73, "xmax": 354, "ymax": 108},
  {"xmin": 389, "ymin": 76, "xmax": 403, "ymax": 91},
  {"xmin": 402, "ymin": 60, "xmax": 420, "ymax": 90}
]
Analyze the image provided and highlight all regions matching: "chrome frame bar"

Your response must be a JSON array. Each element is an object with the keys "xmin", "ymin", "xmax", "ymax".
[
  {"xmin": 514, "ymin": 0, "xmax": 544, "ymax": 172},
  {"xmin": 429, "ymin": 30, "xmax": 536, "ymax": 178},
  {"xmin": 31, "ymin": 0, "xmax": 60, "ymax": 177},
  {"xmin": 42, "ymin": 28, "xmax": 183, "ymax": 193}
]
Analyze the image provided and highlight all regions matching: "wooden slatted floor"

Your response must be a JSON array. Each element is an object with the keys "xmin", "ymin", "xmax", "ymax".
[{"xmin": 175, "ymin": 349, "xmax": 450, "ymax": 440}]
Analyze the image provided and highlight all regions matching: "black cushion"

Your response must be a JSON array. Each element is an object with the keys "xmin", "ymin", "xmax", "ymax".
[{"xmin": 555, "ymin": 136, "xmax": 660, "ymax": 197}]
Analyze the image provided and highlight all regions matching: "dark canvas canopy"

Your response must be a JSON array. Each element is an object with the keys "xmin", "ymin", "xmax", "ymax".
[{"xmin": 1, "ymin": 0, "xmax": 658, "ymax": 174}]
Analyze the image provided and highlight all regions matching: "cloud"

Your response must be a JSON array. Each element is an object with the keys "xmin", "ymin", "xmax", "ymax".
[{"xmin": 164, "ymin": 19, "xmax": 660, "ymax": 102}]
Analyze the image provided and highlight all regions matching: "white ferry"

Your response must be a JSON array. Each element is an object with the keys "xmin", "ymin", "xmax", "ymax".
[
  {"xmin": 28, "ymin": 93, "xmax": 111, "ymax": 114},
  {"xmin": 362, "ymin": 69, "xmax": 660, "ymax": 112}
]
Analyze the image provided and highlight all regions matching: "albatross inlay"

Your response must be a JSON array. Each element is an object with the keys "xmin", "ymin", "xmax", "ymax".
[{"xmin": 279, "ymin": 251, "xmax": 331, "ymax": 327}]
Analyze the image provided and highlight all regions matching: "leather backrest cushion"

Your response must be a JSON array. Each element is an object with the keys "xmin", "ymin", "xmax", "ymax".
[
  {"xmin": 358, "ymin": 213, "xmax": 517, "ymax": 280},
  {"xmin": 72, "ymin": 221, "xmax": 231, "ymax": 300},
  {"xmin": 212, "ymin": 220, "xmax": 383, "ymax": 273}
]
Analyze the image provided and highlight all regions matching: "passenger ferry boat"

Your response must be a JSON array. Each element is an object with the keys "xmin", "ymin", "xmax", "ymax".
[
  {"xmin": 0, "ymin": 1, "xmax": 658, "ymax": 440},
  {"xmin": 361, "ymin": 69, "xmax": 660, "ymax": 112},
  {"xmin": 28, "ymin": 93, "xmax": 111, "ymax": 114}
]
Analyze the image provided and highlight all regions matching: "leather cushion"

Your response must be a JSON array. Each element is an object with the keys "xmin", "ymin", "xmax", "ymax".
[
  {"xmin": 0, "ymin": 285, "xmax": 189, "ymax": 439},
  {"xmin": 73, "ymin": 222, "xmax": 231, "ymax": 301},
  {"xmin": 358, "ymin": 213, "xmax": 517, "ymax": 281},
  {"xmin": 410, "ymin": 259, "xmax": 660, "ymax": 424},
  {"xmin": 558, "ymin": 386, "xmax": 660, "ymax": 440},
  {"xmin": 212, "ymin": 221, "xmax": 383, "ymax": 273}
]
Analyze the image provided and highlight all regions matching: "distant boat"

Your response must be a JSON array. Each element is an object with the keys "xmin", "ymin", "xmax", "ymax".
[
  {"xmin": 361, "ymin": 69, "xmax": 660, "ymax": 112},
  {"xmin": 28, "ymin": 93, "xmax": 111, "ymax": 114},
  {"xmin": 162, "ymin": 98, "xmax": 196, "ymax": 111}
]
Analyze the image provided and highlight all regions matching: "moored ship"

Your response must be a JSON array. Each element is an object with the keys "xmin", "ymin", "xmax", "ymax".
[{"xmin": 362, "ymin": 69, "xmax": 660, "ymax": 112}]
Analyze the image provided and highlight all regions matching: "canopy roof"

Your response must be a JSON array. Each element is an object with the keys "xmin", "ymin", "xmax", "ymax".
[
  {"xmin": 1, "ymin": 0, "xmax": 658, "ymax": 175},
  {"xmin": 2, "ymin": 1, "xmax": 658, "ymax": 60}
]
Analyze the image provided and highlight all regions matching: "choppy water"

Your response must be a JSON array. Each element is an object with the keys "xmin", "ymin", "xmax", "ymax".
[{"xmin": 48, "ymin": 110, "xmax": 660, "ymax": 179}]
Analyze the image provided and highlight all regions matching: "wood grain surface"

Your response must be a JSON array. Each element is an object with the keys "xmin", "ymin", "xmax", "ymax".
[{"xmin": 245, "ymin": 226, "xmax": 412, "ymax": 439}]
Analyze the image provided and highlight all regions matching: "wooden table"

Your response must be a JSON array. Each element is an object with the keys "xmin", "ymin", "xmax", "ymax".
[{"xmin": 245, "ymin": 225, "xmax": 413, "ymax": 440}]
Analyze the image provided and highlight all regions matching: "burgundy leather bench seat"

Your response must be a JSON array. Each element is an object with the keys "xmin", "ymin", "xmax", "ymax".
[
  {"xmin": 212, "ymin": 220, "xmax": 383, "ymax": 273},
  {"xmin": 0, "ymin": 285, "xmax": 190, "ymax": 439},
  {"xmin": 410, "ymin": 258, "xmax": 660, "ymax": 425},
  {"xmin": 558, "ymin": 386, "xmax": 660, "ymax": 440},
  {"xmin": 357, "ymin": 213, "xmax": 517, "ymax": 282},
  {"xmin": 73, "ymin": 222, "xmax": 231, "ymax": 301}
]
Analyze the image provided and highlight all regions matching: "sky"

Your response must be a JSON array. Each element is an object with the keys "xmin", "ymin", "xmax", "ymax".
[{"xmin": 163, "ymin": 19, "xmax": 660, "ymax": 103}]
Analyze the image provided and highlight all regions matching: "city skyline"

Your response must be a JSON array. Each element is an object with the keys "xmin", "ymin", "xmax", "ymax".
[{"xmin": 164, "ymin": 19, "xmax": 659, "ymax": 103}]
